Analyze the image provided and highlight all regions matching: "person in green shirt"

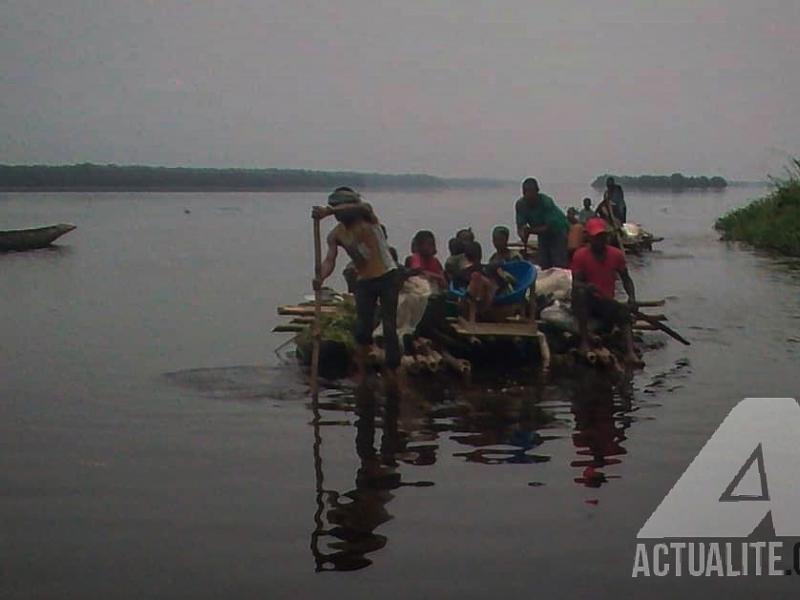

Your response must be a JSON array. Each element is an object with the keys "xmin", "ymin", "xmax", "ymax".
[{"xmin": 514, "ymin": 178, "xmax": 569, "ymax": 269}]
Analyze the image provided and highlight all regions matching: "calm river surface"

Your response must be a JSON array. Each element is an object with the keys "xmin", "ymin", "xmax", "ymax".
[{"xmin": 2, "ymin": 184, "xmax": 799, "ymax": 598}]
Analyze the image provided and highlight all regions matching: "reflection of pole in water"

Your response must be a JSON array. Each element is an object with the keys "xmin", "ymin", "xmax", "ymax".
[
  {"xmin": 310, "ymin": 383, "xmax": 418, "ymax": 572},
  {"xmin": 309, "ymin": 384, "xmax": 327, "ymax": 572}
]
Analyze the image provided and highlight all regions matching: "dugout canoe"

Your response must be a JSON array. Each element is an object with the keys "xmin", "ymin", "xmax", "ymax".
[{"xmin": 0, "ymin": 223, "xmax": 76, "ymax": 252}]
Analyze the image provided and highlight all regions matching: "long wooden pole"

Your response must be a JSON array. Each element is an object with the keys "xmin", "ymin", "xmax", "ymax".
[
  {"xmin": 309, "ymin": 212, "xmax": 326, "ymax": 570},
  {"xmin": 311, "ymin": 215, "xmax": 323, "ymax": 394},
  {"xmin": 632, "ymin": 309, "xmax": 691, "ymax": 346},
  {"xmin": 609, "ymin": 296, "xmax": 690, "ymax": 345}
]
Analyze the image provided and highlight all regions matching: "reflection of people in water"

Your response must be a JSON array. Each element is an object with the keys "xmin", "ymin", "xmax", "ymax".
[
  {"xmin": 320, "ymin": 388, "xmax": 396, "ymax": 570},
  {"xmin": 570, "ymin": 373, "xmax": 633, "ymax": 487},
  {"xmin": 449, "ymin": 387, "xmax": 552, "ymax": 465},
  {"xmin": 311, "ymin": 383, "xmax": 432, "ymax": 571}
]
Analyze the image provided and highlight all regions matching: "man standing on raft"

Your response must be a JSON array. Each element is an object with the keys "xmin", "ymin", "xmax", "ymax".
[
  {"xmin": 571, "ymin": 218, "xmax": 641, "ymax": 366},
  {"xmin": 312, "ymin": 187, "xmax": 401, "ymax": 379},
  {"xmin": 515, "ymin": 178, "xmax": 570, "ymax": 269}
]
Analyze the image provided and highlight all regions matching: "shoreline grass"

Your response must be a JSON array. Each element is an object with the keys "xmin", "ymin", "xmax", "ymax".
[{"xmin": 715, "ymin": 160, "xmax": 800, "ymax": 257}]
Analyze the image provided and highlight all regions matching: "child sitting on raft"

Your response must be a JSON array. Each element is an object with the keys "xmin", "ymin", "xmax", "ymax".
[
  {"xmin": 444, "ymin": 237, "xmax": 467, "ymax": 281},
  {"xmin": 444, "ymin": 228, "xmax": 477, "ymax": 280},
  {"xmin": 405, "ymin": 230, "xmax": 447, "ymax": 292},
  {"xmin": 488, "ymin": 225, "xmax": 523, "ymax": 266},
  {"xmin": 455, "ymin": 228, "xmax": 475, "ymax": 243},
  {"xmin": 455, "ymin": 241, "xmax": 517, "ymax": 317}
]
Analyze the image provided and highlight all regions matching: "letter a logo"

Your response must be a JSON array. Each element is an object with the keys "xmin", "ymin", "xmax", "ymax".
[{"xmin": 638, "ymin": 398, "xmax": 800, "ymax": 538}]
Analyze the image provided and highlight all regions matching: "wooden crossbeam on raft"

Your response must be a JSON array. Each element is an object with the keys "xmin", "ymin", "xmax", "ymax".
[
  {"xmin": 452, "ymin": 317, "xmax": 540, "ymax": 338},
  {"xmin": 638, "ymin": 313, "xmax": 667, "ymax": 321},
  {"xmin": 508, "ymin": 241, "xmax": 538, "ymax": 250},
  {"xmin": 272, "ymin": 324, "xmax": 305, "ymax": 333},
  {"xmin": 277, "ymin": 305, "xmax": 340, "ymax": 317},
  {"xmin": 633, "ymin": 299, "xmax": 666, "ymax": 308},
  {"xmin": 290, "ymin": 317, "xmax": 315, "ymax": 325}
]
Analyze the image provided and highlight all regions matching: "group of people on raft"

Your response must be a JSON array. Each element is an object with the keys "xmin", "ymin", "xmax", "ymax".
[{"xmin": 312, "ymin": 176, "xmax": 639, "ymax": 378}]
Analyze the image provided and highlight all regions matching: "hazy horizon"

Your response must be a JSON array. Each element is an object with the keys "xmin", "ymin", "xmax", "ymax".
[{"xmin": 2, "ymin": 1, "xmax": 798, "ymax": 183}]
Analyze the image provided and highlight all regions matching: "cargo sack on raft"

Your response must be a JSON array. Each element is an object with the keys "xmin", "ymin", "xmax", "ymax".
[
  {"xmin": 535, "ymin": 267, "xmax": 572, "ymax": 300},
  {"xmin": 375, "ymin": 275, "xmax": 432, "ymax": 339}
]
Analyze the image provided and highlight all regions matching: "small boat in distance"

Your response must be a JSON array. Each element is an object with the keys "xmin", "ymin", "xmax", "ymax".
[{"xmin": 0, "ymin": 223, "xmax": 77, "ymax": 252}]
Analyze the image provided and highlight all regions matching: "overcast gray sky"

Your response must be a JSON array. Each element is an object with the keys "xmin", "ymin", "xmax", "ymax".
[{"xmin": 1, "ymin": 0, "xmax": 798, "ymax": 181}]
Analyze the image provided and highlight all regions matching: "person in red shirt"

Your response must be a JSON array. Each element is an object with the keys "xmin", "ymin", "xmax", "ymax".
[
  {"xmin": 570, "ymin": 218, "xmax": 641, "ymax": 366},
  {"xmin": 405, "ymin": 230, "xmax": 447, "ymax": 291}
]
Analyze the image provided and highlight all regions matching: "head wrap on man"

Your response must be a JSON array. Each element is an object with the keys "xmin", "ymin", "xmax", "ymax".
[{"xmin": 328, "ymin": 187, "xmax": 362, "ymax": 207}]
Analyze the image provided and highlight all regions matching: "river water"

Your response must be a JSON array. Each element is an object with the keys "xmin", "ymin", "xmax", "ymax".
[{"xmin": 1, "ymin": 184, "xmax": 799, "ymax": 598}]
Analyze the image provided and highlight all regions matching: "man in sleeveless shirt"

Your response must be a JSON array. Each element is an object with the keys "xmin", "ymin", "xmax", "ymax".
[{"xmin": 313, "ymin": 187, "xmax": 401, "ymax": 377}]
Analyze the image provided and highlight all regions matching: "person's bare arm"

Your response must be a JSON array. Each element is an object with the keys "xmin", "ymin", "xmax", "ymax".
[
  {"xmin": 315, "ymin": 231, "xmax": 339, "ymax": 289},
  {"xmin": 619, "ymin": 267, "xmax": 636, "ymax": 304},
  {"xmin": 571, "ymin": 270, "xmax": 593, "ymax": 293},
  {"xmin": 312, "ymin": 205, "xmax": 333, "ymax": 220},
  {"xmin": 428, "ymin": 271, "xmax": 448, "ymax": 288},
  {"xmin": 312, "ymin": 203, "xmax": 374, "ymax": 219},
  {"xmin": 358, "ymin": 202, "xmax": 378, "ymax": 224}
]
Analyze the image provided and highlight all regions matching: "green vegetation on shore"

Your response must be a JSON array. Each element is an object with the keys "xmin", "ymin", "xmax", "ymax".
[
  {"xmin": 591, "ymin": 173, "xmax": 727, "ymax": 190},
  {"xmin": 0, "ymin": 163, "xmax": 507, "ymax": 191},
  {"xmin": 715, "ymin": 160, "xmax": 800, "ymax": 257}
]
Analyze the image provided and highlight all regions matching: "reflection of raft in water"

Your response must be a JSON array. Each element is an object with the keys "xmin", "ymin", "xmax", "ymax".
[{"xmin": 273, "ymin": 267, "xmax": 676, "ymax": 381}]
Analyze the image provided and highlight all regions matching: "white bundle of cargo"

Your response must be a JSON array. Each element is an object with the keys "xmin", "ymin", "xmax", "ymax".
[{"xmin": 534, "ymin": 267, "xmax": 572, "ymax": 300}]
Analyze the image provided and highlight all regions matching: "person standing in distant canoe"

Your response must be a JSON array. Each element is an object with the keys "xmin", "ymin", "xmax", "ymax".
[
  {"xmin": 313, "ymin": 187, "xmax": 401, "ymax": 379},
  {"xmin": 601, "ymin": 177, "xmax": 627, "ymax": 223},
  {"xmin": 578, "ymin": 197, "xmax": 595, "ymax": 224},
  {"xmin": 515, "ymin": 178, "xmax": 570, "ymax": 269}
]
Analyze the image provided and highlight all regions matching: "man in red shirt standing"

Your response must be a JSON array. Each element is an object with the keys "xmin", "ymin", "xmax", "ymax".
[{"xmin": 570, "ymin": 218, "xmax": 641, "ymax": 366}]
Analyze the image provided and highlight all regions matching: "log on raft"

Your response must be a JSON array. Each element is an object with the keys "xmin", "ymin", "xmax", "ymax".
[{"xmin": 278, "ymin": 305, "xmax": 340, "ymax": 316}]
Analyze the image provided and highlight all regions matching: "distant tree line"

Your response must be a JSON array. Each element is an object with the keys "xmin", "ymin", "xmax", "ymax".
[
  {"xmin": 591, "ymin": 173, "xmax": 728, "ymax": 190},
  {"xmin": 0, "ymin": 163, "xmax": 506, "ymax": 191}
]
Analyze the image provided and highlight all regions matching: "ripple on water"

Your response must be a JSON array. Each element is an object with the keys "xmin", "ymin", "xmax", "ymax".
[{"xmin": 162, "ymin": 365, "xmax": 310, "ymax": 401}]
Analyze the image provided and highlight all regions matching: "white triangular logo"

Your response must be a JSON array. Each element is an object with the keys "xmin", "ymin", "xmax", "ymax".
[{"xmin": 638, "ymin": 398, "xmax": 800, "ymax": 538}]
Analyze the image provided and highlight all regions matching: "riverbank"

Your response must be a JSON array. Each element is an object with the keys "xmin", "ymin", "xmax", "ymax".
[
  {"xmin": 0, "ymin": 163, "xmax": 509, "ymax": 192},
  {"xmin": 715, "ymin": 162, "xmax": 800, "ymax": 257}
]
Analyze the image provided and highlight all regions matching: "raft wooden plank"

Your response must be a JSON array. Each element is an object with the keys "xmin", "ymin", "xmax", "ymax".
[
  {"xmin": 634, "ymin": 299, "xmax": 666, "ymax": 308},
  {"xmin": 290, "ymin": 317, "xmax": 315, "ymax": 324},
  {"xmin": 277, "ymin": 305, "xmax": 339, "ymax": 316},
  {"xmin": 272, "ymin": 325, "xmax": 305, "ymax": 333},
  {"xmin": 452, "ymin": 317, "xmax": 540, "ymax": 338}
]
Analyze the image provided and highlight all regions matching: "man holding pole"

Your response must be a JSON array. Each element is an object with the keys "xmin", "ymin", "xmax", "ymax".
[
  {"xmin": 312, "ymin": 187, "xmax": 401, "ymax": 379},
  {"xmin": 601, "ymin": 176, "xmax": 626, "ymax": 224}
]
